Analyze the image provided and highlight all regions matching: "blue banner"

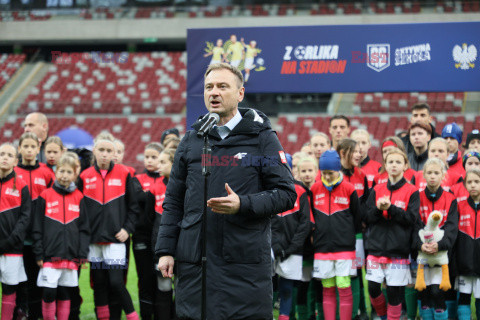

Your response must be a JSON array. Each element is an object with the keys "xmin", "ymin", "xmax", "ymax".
[{"xmin": 187, "ymin": 22, "xmax": 480, "ymax": 125}]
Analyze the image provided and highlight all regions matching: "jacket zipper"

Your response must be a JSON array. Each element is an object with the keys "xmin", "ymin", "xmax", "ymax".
[
  {"xmin": 29, "ymin": 170, "xmax": 32, "ymax": 197},
  {"xmin": 328, "ymin": 189, "xmax": 332, "ymax": 252},
  {"xmin": 63, "ymin": 194, "xmax": 66, "ymax": 259},
  {"xmin": 475, "ymin": 205, "xmax": 478, "ymax": 239}
]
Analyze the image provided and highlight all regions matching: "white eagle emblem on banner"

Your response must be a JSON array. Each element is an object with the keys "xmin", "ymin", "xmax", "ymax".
[{"xmin": 453, "ymin": 43, "xmax": 477, "ymax": 70}]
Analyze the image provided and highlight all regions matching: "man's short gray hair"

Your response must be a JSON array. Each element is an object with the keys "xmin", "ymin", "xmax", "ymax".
[{"xmin": 204, "ymin": 63, "xmax": 244, "ymax": 88}]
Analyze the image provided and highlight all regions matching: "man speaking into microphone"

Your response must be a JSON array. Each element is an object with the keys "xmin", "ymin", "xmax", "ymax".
[{"xmin": 156, "ymin": 63, "xmax": 296, "ymax": 320}]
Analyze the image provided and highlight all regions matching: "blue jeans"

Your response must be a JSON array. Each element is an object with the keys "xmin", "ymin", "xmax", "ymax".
[{"xmin": 279, "ymin": 277, "xmax": 295, "ymax": 316}]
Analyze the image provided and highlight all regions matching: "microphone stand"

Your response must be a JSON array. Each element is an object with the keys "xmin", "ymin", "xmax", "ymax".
[{"xmin": 201, "ymin": 132, "xmax": 211, "ymax": 320}]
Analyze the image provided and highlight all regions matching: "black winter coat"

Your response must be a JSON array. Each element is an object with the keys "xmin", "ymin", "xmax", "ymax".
[{"xmin": 155, "ymin": 108, "xmax": 296, "ymax": 320}]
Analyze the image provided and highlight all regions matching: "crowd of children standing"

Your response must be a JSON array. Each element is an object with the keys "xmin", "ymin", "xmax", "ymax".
[
  {"xmin": 2, "ymin": 105, "xmax": 480, "ymax": 320},
  {"xmin": 272, "ymin": 104, "xmax": 480, "ymax": 320},
  {"xmin": 0, "ymin": 118, "xmax": 180, "ymax": 320}
]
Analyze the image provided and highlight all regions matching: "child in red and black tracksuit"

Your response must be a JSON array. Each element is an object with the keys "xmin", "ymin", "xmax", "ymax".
[
  {"xmin": 295, "ymin": 156, "xmax": 321, "ymax": 320},
  {"xmin": 272, "ymin": 156, "xmax": 311, "ymax": 320},
  {"xmin": 15, "ymin": 132, "xmax": 55, "ymax": 320},
  {"xmin": 365, "ymin": 148, "xmax": 420, "ymax": 320},
  {"xmin": 337, "ymin": 138, "xmax": 369, "ymax": 318},
  {"xmin": 311, "ymin": 150, "xmax": 360, "ymax": 320},
  {"xmin": 134, "ymin": 142, "xmax": 165, "ymax": 319},
  {"xmin": 150, "ymin": 148, "xmax": 175, "ymax": 320},
  {"xmin": 32, "ymin": 155, "xmax": 89, "ymax": 320},
  {"xmin": 351, "ymin": 129, "xmax": 381, "ymax": 189},
  {"xmin": 451, "ymin": 150, "xmax": 480, "ymax": 204},
  {"xmin": 0, "ymin": 143, "xmax": 32, "ymax": 320},
  {"xmin": 412, "ymin": 158, "xmax": 458, "ymax": 320},
  {"xmin": 455, "ymin": 169, "xmax": 480, "ymax": 320},
  {"xmin": 79, "ymin": 137, "xmax": 140, "ymax": 320}
]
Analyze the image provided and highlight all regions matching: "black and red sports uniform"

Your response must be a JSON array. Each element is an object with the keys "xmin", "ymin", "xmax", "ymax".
[
  {"xmin": 310, "ymin": 178, "xmax": 360, "ymax": 259},
  {"xmin": 0, "ymin": 171, "xmax": 31, "ymax": 255},
  {"xmin": 413, "ymin": 187, "xmax": 458, "ymax": 253},
  {"xmin": 79, "ymin": 162, "xmax": 139, "ymax": 243},
  {"xmin": 14, "ymin": 162, "xmax": 54, "ymax": 319},
  {"xmin": 15, "ymin": 162, "xmax": 55, "ymax": 204},
  {"xmin": 365, "ymin": 178, "xmax": 419, "ymax": 259},
  {"xmin": 32, "ymin": 183, "xmax": 90, "ymax": 265},
  {"xmin": 456, "ymin": 198, "xmax": 480, "ymax": 277},
  {"xmin": 360, "ymin": 156, "xmax": 382, "ymax": 189},
  {"xmin": 134, "ymin": 171, "xmax": 162, "ymax": 245},
  {"xmin": 148, "ymin": 176, "xmax": 168, "ymax": 250},
  {"xmin": 271, "ymin": 181, "xmax": 310, "ymax": 259}
]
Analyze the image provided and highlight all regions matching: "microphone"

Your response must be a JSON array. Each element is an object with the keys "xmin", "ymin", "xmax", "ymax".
[{"xmin": 197, "ymin": 113, "xmax": 220, "ymax": 138}]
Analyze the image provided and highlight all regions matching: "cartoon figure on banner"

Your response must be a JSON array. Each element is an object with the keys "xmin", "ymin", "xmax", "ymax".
[
  {"xmin": 226, "ymin": 34, "xmax": 245, "ymax": 68},
  {"xmin": 241, "ymin": 39, "xmax": 261, "ymax": 82},
  {"xmin": 204, "ymin": 34, "xmax": 266, "ymax": 83},
  {"xmin": 204, "ymin": 39, "xmax": 226, "ymax": 65}
]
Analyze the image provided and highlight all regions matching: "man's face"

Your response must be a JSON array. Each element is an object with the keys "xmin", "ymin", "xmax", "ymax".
[
  {"xmin": 204, "ymin": 69, "xmax": 244, "ymax": 121},
  {"xmin": 329, "ymin": 119, "xmax": 350, "ymax": 143},
  {"xmin": 230, "ymin": 35, "xmax": 237, "ymax": 43},
  {"xmin": 410, "ymin": 127, "xmax": 431, "ymax": 149},
  {"xmin": 411, "ymin": 108, "xmax": 432, "ymax": 125},
  {"xmin": 24, "ymin": 114, "xmax": 47, "ymax": 141}
]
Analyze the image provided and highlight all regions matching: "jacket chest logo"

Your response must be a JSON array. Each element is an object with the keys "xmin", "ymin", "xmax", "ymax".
[
  {"xmin": 46, "ymin": 201, "xmax": 59, "ymax": 215},
  {"xmin": 367, "ymin": 175, "xmax": 375, "ymax": 182},
  {"xmin": 334, "ymin": 197, "xmax": 348, "ymax": 205},
  {"xmin": 4, "ymin": 188, "xmax": 20, "ymax": 197},
  {"xmin": 314, "ymin": 193, "xmax": 325, "ymax": 206},
  {"xmin": 459, "ymin": 214, "xmax": 471, "ymax": 227},
  {"xmin": 85, "ymin": 176, "xmax": 97, "ymax": 190},
  {"xmin": 394, "ymin": 200, "xmax": 406, "ymax": 210},
  {"xmin": 354, "ymin": 183, "xmax": 364, "ymax": 191},
  {"xmin": 68, "ymin": 204, "xmax": 80, "ymax": 212},
  {"xmin": 34, "ymin": 178, "xmax": 46, "ymax": 187},
  {"xmin": 142, "ymin": 182, "xmax": 151, "ymax": 189},
  {"xmin": 108, "ymin": 179, "xmax": 122, "ymax": 187}
]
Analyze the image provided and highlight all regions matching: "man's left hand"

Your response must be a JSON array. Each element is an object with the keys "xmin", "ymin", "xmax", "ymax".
[{"xmin": 207, "ymin": 183, "xmax": 240, "ymax": 215}]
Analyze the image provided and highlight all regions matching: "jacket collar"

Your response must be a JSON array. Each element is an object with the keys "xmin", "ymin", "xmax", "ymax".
[
  {"xmin": 360, "ymin": 156, "xmax": 370, "ymax": 168},
  {"xmin": 145, "ymin": 169, "xmax": 161, "ymax": 179},
  {"xmin": 424, "ymin": 186, "xmax": 444, "ymax": 203},
  {"xmin": 94, "ymin": 161, "xmax": 114, "ymax": 174},
  {"xmin": 341, "ymin": 166, "xmax": 355, "ymax": 177},
  {"xmin": 447, "ymin": 150, "xmax": 461, "ymax": 166},
  {"xmin": 0, "ymin": 171, "xmax": 15, "ymax": 183},
  {"xmin": 17, "ymin": 160, "xmax": 40, "ymax": 170},
  {"xmin": 192, "ymin": 108, "xmax": 271, "ymax": 139},
  {"xmin": 387, "ymin": 177, "xmax": 406, "ymax": 191},
  {"xmin": 53, "ymin": 181, "xmax": 77, "ymax": 195},
  {"xmin": 467, "ymin": 196, "xmax": 480, "ymax": 211}
]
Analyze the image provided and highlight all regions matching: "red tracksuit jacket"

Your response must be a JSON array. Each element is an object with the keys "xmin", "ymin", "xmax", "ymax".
[{"xmin": 0, "ymin": 171, "xmax": 31, "ymax": 254}]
